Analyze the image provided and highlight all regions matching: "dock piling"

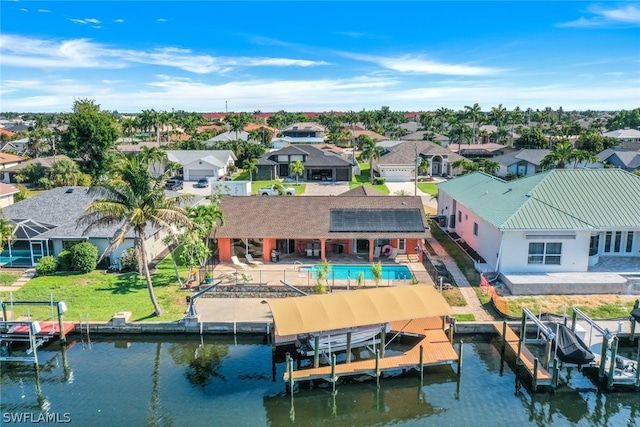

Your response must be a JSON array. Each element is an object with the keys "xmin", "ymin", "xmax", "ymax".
[
  {"xmin": 630, "ymin": 300, "xmax": 638, "ymax": 344},
  {"xmin": 457, "ymin": 340, "xmax": 464, "ymax": 375},
  {"xmin": 607, "ymin": 336, "xmax": 619, "ymax": 390}
]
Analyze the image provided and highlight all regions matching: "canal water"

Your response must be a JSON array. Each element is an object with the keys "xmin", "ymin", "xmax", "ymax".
[{"xmin": 1, "ymin": 334, "xmax": 638, "ymax": 427}]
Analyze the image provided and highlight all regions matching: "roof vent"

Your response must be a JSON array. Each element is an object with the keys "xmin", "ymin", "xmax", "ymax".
[{"xmin": 65, "ymin": 188, "xmax": 74, "ymax": 194}]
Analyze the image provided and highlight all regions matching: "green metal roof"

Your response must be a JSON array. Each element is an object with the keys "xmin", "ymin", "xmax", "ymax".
[{"xmin": 437, "ymin": 169, "xmax": 640, "ymax": 230}]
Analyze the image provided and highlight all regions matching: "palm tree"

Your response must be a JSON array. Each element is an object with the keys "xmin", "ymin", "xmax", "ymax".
[
  {"xmin": 0, "ymin": 217, "xmax": 15, "ymax": 267},
  {"xmin": 478, "ymin": 159, "xmax": 500, "ymax": 175},
  {"xmin": 541, "ymin": 141, "xmax": 576, "ymax": 169},
  {"xmin": 140, "ymin": 146, "xmax": 168, "ymax": 176},
  {"xmin": 77, "ymin": 154, "xmax": 194, "ymax": 316},
  {"xmin": 464, "ymin": 103, "xmax": 482, "ymax": 144},
  {"xmin": 242, "ymin": 158, "xmax": 258, "ymax": 181},
  {"xmin": 418, "ymin": 157, "xmax": 430, "ymax": 176},
  {"xmin": 435, "ymin": 107, "xmax": 454, "ymax": 134},
  {"xmin": 290, "ymin": 160, "xmax": 305, "ymax": 185},
  {"xmin": 48, "ymin": 158, "xmax": 83, "ymax": 186},
  {"xmin": 572, "ymin": 150, "xmax": 600, "ymax": 168},
  {"xmin": 360, "ymin": 139, "xmax": 383, "ymax": 183}
]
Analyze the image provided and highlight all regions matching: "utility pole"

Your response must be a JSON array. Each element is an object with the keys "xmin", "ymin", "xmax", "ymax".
[{"xmin": 414, "ymin": 142, "xmax": 418, "ymax": 196}]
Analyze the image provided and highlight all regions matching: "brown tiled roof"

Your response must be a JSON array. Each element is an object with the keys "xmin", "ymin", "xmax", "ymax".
[
  {"xmin": 0, "ymin": 152, "xmax": 25, "ymax": 165},
  {"xmin": 216, "ymin": 195, "xmax": 428, "ymax": 239},
  {"xmin": 339, "ymin": 185, "xmax": 386, "ymax": 196},
  {"xmin": 0, "ymin": 182, "xmax": 18, "ymax": 195}
]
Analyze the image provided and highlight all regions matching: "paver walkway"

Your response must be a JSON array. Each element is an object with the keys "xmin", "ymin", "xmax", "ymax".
[{"xmin": 424, "ymin": 235, "xmax": 493, "ymax": 321}]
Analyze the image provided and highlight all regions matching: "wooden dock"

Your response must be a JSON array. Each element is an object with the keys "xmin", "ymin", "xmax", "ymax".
[
  {"xmin": 493, "ymin": 322, "xmax": 553, "ymax": 390},
  {"xmin": 284, "ymin": 317, "xmax": 458, "ymax": 384}
]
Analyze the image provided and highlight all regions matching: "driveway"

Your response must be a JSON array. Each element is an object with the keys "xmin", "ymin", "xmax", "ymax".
[
  {"xmin": 302, "ymin": 181, "xmax": 351, "ymax": 196},
  {"xmin": 385, "ymin": 182, "xmax": 437, "ymax": 210}
]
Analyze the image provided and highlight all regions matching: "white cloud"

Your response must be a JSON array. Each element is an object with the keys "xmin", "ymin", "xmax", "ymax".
[
  {"xmin": 157, "ymin": 18, "xmax": 167, "ymax": 23},
  {"xmin": 20, "ymin": 8, "xmax": 27, "ymax": 12},
  {"xmin": 0, "ymin": 34, "xmax": 330, "ymax": 74},
  {"xmin": 3, "ymin": 73, "xmax": 638, "ymax": 113},
  {"xmin": 558, "ymin": 4, "xmax": 640, "ymax": 27},
  {"xmin": 68, "ymin": 17, "xmax": 101, "ymax": 25},
  {"xmin": 346, "ymin": 53, "xmax": 503, "ymax": 76},
  {"xmin": 38, "ymin": 9, "xmax": 50, "ymax": 13},
  {"xmin": 114, "ymin": 19, "xmax": 124, "ymax": 23}
]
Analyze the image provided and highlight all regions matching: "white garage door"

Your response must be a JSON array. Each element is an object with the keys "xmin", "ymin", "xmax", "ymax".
[
  {"xmin": 188, "ymin": 169, "xmax": 215, "ymax": 181},
  {"xmin": 383, "ymin": 169, "xmax": 412, "ymax": 182}
]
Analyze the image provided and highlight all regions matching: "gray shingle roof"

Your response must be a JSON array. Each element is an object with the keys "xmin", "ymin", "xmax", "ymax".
[
  {"xmin": 492, "ymin": 149, "xmax": 551, "ymax": 167},
  {"xmin": 3, "ymin": 186, "xmax": 201, "ymax": 240},
  {"xmin": 378, "ymin": 140, "xmax": 464, "ymax": 165},
  {"xmin": 258, "ymin": 144, "xmax": 352, "ymax": 167},
  {"xmin": 437, "ymin": 169, "xmax": 640, "ymax": 230}
]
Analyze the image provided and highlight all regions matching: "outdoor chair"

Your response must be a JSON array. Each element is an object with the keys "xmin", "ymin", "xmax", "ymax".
[
  {"xmin": 388, "ymin": 248, "xmax": 398, "ymax": 261},
  {"xmin": 231, "ymin": 256, "xmax": 248, "ymax": 270},
  {"xmin": 245, "ymin": 254, "xmax": 263, "ymax": 266},
  {"xmin": 373, "ymin": 246, "xmax": 381, "ymax": 260},
  {"xmin": 241, "ymin": 273, "xmax": 254, "ymax": 283}
]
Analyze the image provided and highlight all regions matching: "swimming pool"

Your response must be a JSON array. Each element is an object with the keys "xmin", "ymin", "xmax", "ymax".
[{"xmin": 305, "ymin": 264, "xmax": 413, "ymax": 280}]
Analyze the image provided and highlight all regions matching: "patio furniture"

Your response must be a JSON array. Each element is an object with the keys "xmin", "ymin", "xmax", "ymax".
[
  {"xmin": 306, "ymin": 244, "xmax": 313, "ymax": 257},
  {"xmin": 245, "ymin": 254, "xmax": 263, "ymax": 266},
  {"xmin": 373, "ymin": 246, "xmax": 381, "ymax": 261},
  {"xmin": 388, "ymin": 248, "xmax": 398, "ymax": 261},
  {"xmin": 241, "ymin": 273, "xmax": 254, "ymax": 283},
  {"xmin": 231, "ymin": 256, "xmax": 248, "ymax": 269}
]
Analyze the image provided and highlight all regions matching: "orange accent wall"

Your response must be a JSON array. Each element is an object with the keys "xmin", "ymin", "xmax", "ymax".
[{"xmin": 218, "ymin": 238, "xmax": 232, "ymax": 262}]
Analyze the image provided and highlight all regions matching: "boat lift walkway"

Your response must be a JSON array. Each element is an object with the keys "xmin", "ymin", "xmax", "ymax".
[{"xmin": 493, "ymin": 321, "xmax": 554, "ymax": 392}]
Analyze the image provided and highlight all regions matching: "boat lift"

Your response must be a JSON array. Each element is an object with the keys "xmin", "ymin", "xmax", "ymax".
[{"xmin": 572, "ymin": 307, "xmax": 639, "ymax": 391}]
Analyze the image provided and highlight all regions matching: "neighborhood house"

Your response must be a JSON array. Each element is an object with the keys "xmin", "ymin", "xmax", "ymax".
[{"xmin": 436, "ymin": 169, "xmax": 640, "ymax": 295}]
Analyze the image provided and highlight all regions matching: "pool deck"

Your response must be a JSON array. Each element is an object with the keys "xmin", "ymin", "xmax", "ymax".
[{"xmin": 194, "ymin": 257, "xmax": 434, "ymax": 324}]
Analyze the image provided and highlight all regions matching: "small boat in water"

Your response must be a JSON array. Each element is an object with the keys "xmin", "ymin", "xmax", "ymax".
[
  {"xmin": 296, "ymin": 323, "xmax": 391, "ymax": 358},
  {"xmin": 590, "ymin": 342, "xmax": 638, "ymax": 385}
]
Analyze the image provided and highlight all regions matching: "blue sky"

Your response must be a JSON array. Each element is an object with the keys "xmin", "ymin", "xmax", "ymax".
[{"xmin": 1, "ymin": 1, "xmax": 639, "ymax": 113}]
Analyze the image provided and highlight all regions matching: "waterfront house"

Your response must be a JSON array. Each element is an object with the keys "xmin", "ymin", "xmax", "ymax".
[
  {"xmin": 214, "ymin": 194, "xmax": 429, "ymax": 263},
  {"xmin": 1, "ymin": 186, "xmax": 202, "ymax": 267},
  {"xmin": 437, "ymin": 169, "xmax": 640, "ymax": 294}
]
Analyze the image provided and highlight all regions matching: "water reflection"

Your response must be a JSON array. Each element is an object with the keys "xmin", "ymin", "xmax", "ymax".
[
  {"xmin": 0, "ymin": 336, "xmax": 638, "ymax": 427},
  {"xmin": 167, "ymin": 337, "xmax": 229, "ymax": 388}
]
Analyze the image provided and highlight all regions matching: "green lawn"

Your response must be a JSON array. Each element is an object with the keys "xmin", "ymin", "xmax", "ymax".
[
  {"xmin": 417, "ymin": 182, "xmax": 438, "ymax": 197},
  {"xmin": 0, "ymin": 258, "xmax": 190, "ymax": 322},
  {"xmin": 350, "ymin": 162, "xmax": 390, "ymax": 194},
  {"xmin": 232, "ymin": 172, "xmax": 306, "ymax": 195},
  {"xmin": 0, "ymin": 271, "xmax": 19, "ymax": 286}
]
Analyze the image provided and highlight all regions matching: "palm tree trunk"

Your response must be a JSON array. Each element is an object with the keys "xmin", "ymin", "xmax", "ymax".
[{"xmin": 138, "ymin": 231, "xmax": 164, "ymax": 316}]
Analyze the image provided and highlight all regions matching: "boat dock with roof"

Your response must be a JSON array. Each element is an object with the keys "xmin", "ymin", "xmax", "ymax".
[{"xmin": 267, "ymin": 286, "xmax": 461, "ymax": 391}]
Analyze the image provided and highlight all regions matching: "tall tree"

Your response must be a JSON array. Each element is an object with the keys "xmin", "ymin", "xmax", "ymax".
[
  {"xmin": 242, "ymin": 158, "xmax": 258, "ymax": 181},
  {"xmin": 360, "ymin": 139, "xmax": 383, "ymax": 183},
  {"xmin": 464, "ymin": 103, "xmax": 482, "ymax": 144},
  {"xmin": 59, "ymin": 99, "xmax": 119, "ymax": 181},
  {"xmin": 290, "ymin": 160, "xmax": 305, "ymax": 185},
  {"xmin": 48, "ymin": 158, "xmax": 84, "ymax": 186},
  {"xmin": 140, "ymin": 146, "xmax": 168, "ymax": 176},
  {"xmin": 541, "ymin": 141, "xmax": 576, "ymax": 169},
  {"xmin": 77, "ymin": 154, "xmax": 194, "ymax": 316},
  {"xmin": 0, "ymin": 216, "xmax": 15, "ymax": 264}
]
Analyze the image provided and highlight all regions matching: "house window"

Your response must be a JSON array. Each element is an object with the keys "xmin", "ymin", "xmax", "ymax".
[
  {"xmin": 458, "ymin": 211, "xmax": 462, "ymax": 223},
  {"xmin": 528, "ymin": 242, "xmax": 562, "ymax": 265},
  {"xmin": 604, "ymin": 232, "xmax": 612, "ymax": 253},
  {"xmin": 614, "ymin": 231, "xmax": 622, "ymax": 253},
  {"xmin": 473, "ymin": 222, "xmax": 478, "ymax": 236},
  {"xmin": 626, "ymin": 232, "xmax": 634, "ymax": 253},
  {"xmin": 398, "ymin": 239, "xmax": 406, "ymax": 251}
]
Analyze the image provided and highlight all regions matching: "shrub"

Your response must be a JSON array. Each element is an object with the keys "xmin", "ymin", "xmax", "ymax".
[
  {"xmin": 14, "ymin": 186, "xmax": 28, "ymax": 202},
  {"xmin": 70, "ymin": 242, "xmax": 99, "ymax": 273},
  {"xmin": 57, "ymin": 250, "xmax": 73, "ymax": 271},
  {"xmin": 36, "ymin": 256, "xmax": 58, "ymax": 275},
  {"xmin": 38, "ymin": 177, "xmax": 54, "ymax": 190},
  {"xmin": 374, "ymin": 177, "xmax": 386, "ymax": 185},
  {"xmin": 120, "ymin": 248, "xmax": 138, "ymax": 272}
]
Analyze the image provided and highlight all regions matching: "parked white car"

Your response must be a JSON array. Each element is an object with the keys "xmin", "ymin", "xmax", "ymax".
[{"xmin": 258, "ymin": 184, "xmax": 295, "ymax": 196}]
